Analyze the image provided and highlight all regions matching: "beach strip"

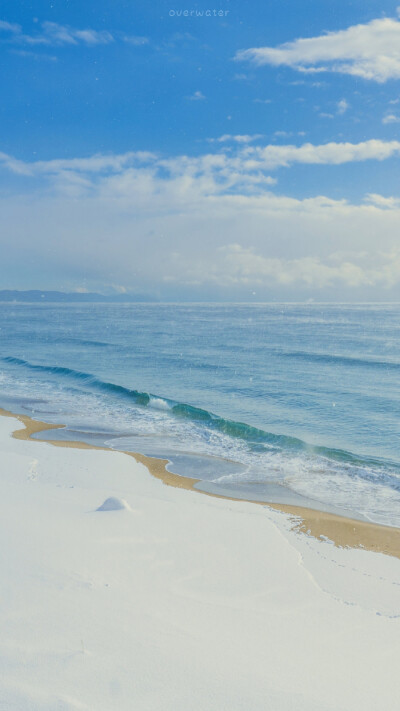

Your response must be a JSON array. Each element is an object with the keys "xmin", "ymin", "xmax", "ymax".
[{"xmin": 1, "ymin": 406, "xmax": 400, "ymax": 558}]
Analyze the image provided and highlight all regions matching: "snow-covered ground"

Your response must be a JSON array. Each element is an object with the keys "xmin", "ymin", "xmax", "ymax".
[{"xmin": 1, "ymin": 413, "xmax": 399, "ymax": 711}]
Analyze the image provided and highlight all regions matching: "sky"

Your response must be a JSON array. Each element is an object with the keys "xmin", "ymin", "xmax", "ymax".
[{"xmin": 1, "ymin": 0, "xmax": 400, "ymax": 300}]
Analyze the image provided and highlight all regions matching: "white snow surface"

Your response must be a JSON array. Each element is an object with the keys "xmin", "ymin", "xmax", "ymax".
[
  {"xmin": 96, "ymin": 496, "xmax": 130, "ymax": 512},
  {"xmin": 0, "ymin": 414, "xmax": 399, "ymax": 711}
]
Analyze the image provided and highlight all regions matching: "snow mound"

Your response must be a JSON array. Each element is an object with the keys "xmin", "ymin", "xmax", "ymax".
[{"xmin": 96, "ymin": 497, "xmax": 130, "ymax": 512}]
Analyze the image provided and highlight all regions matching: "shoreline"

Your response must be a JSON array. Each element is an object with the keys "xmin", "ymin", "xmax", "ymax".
[{"xmin": 1, "ymin": 405, "xmax": 400, "ymax": 559}]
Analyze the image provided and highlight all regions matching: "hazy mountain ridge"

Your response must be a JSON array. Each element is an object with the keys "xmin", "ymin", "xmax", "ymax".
[{"xmin": 0, "ymin": 290, "xmax": 156, "ymax": 303}]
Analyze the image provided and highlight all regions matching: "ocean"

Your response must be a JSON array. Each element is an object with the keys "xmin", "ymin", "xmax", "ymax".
[{"xmin": 1, "ymin": 302, "xmax": 399, "ymax": 526}]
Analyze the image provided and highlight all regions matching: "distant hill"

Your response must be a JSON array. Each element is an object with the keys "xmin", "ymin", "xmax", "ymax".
[{"xmin": 0, "ymin": 290, "xmax": 157, "ymax": 303}]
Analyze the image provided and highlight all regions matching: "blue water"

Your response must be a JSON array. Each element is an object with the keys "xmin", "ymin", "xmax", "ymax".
[{"xmin": 1, "ymin": 302, "xmax": 400, "ymax": 525}]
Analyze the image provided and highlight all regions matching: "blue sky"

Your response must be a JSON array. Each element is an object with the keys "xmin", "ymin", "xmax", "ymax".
[{"xmin": 1, "ymin": 0, "xmax": 400, "ymax": 299}]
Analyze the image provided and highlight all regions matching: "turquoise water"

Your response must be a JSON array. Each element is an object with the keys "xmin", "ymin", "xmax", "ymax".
[{"xmin": 1, "ymin": 303, "xmax": 400, "ymax": 525}]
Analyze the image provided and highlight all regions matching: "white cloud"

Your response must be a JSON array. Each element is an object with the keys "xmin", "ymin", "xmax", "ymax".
[
  {"xmin": 1, "ymin": 145, "xmax": 400, "ymax": 295},
  {"xmin": 0, "ymin": 20, "xmax": 21, "ymax": 33},
  {"xmin": 188, "ymin": 90, "xmax": 205, "ymax": 100},
  {"xmin": 236, "ymin": 13, "xmax": 400, "ymax": 82},
  {"xmin": 0, "ymin": 19, "xmax": 152, "ymax": 50},
  {"xmin": 197, "ymin": 244, "xmax": 400, "ymax": 288},
  {"xmin": 365, "ymin": 193, "xmax": 400, "ymax": 208},
  {"xmin": 12, "ymin": 49, "xmax": 58, "ymax": 62},
  {"xmin": 1, "ymin": 139, "xmax": 400, "ymax": 194},
  {"xmin": 382, "ymin": 113, "xmax": 400, "ymax": 124},
  {"xmin": 207, "ymin": 134, "xmax": 263, "ymax": 144},
  {"xmin": 32, "ymin": 152, "xmax": 156, "ymax": 175},
  {"xmin": 337, "ymin": 99, "xmax": 349, "ymax": 114},
  {"xmin": 243, "ymin": 139, "xmax": 400, "ymax": 169},
  {"xmin": 123, "ymin": 35, "xmax": 149, "ymax": 46},
  {"xmin": 164, "ymin": 243, "xmax": 400, "ymax": 290},
  {"xmin": 39, "ymin": 22, "xmax": 113, "ymax": 46},
  {"xmin": 0, "ymin": 19, "xmax": 114, "ymax": 47},
  {"xmin": 0, "ymin": 151, "xmax": 34, "ymax": 176},
  {"xmin": 0, "ymin": 148, "xmax": 280, "ymax": 200}
]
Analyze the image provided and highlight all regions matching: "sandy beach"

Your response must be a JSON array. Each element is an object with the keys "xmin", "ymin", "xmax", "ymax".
[{"xmin": 1, "ymin": 409, "xmax": 400, "ymax": 710}]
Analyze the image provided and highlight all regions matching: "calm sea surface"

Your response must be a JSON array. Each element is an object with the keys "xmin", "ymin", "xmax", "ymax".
[{"xmin": 1, "ymin": 303, "xmax": 399, "ymax": 526}]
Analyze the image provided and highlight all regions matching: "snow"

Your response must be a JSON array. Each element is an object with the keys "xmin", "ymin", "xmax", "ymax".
[
  {"xmin": 96, "ymin": 497, "xmax": 130, "ymax": 512},
  {"xmin": 0, "ymin": 413, "xmax": 399, "ymax": 711}
]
